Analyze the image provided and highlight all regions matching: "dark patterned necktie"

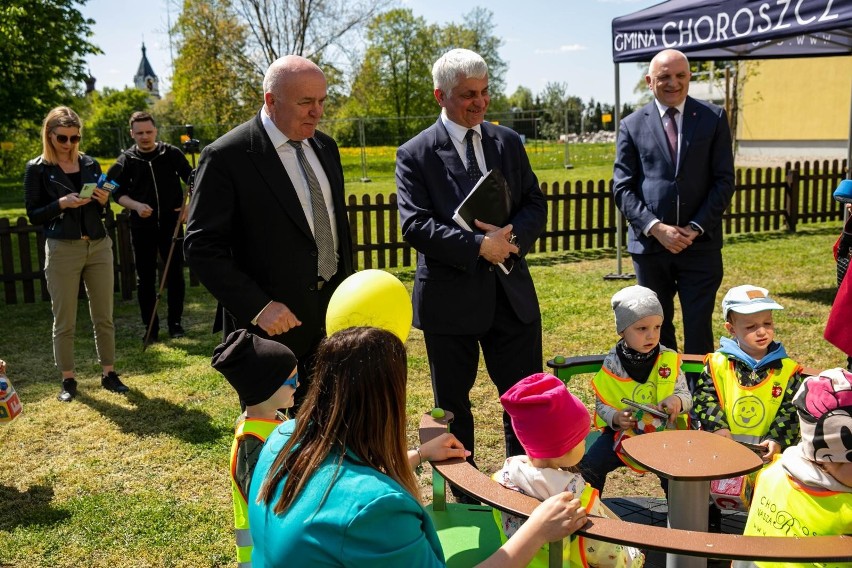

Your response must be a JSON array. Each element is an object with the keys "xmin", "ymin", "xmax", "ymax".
[
  {"xmin": 465, "ymin": 129, "xmax": 483, "ymax": 181},
  {"xmin": 664, "ymin": 107, "xmax": 679, "ymax": 166},
  {"xmin": 287, "ymin": 140, "xmax": 336, "ymax": 281}
]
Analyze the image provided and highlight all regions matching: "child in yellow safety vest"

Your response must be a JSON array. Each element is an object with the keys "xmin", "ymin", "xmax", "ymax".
[
  {"xmin": 494, "ymin": 373, "xmax": 644, "ymax": 568},
  {"xmin": 733, "ymin": 368, "xmax": 852, "ymax": 568},
  {"xmin": 693, "ymin": 285, "xmax": 805, "ymax": 460},
  {"xmin": 211, "ymin": 330, "xmax": 299, "ymax": 568},
  {"xmin": 577, "ymin": 285, "xmax": 692, "ymax": 496}
]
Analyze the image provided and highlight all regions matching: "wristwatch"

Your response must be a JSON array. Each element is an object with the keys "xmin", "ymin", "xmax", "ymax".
[{"xmin": 688, "ymin": 222, "xmax": 702, "ymax": 234}]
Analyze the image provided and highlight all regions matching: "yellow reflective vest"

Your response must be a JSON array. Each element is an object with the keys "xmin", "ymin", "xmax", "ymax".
[
  {"xmin": 706, "ymin": 353, "xmax": 800, "ymax": 443},
  {"xmin": 492, "ymin": 482, "xmax": 598, "ymax": 567},
  {"xmin": 744, "ymin": 459, "xmax": 852, "ymax": 568},
  {"xmin": 230, "ymin": 417, "xmax": 282, "ymax": 568},
  {"xmin": 592, "ymin": 351, "xmax": 688, "ymax": 471}
]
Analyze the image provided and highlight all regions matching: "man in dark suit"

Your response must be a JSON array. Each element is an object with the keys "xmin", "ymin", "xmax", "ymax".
[
  {"xmin": 184, "ymin": 55, "xmax": 353, "ymax": 403},
  {"xmin": 613, "ymin": 48, "xmax": 734, "ymax": 365},
  {"xmin": 396, "ymin": 48, "xmax": 547, "ymax": 467}
]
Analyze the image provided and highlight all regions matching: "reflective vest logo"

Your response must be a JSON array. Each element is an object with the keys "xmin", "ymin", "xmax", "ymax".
[{"xmin": 732, "ymin": 395, "xmax": 766, "ymax": 430}]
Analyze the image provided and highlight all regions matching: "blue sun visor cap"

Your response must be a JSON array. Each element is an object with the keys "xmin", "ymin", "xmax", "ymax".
[
  {"xmin": 721, "ymin": 285, "xmax": 784, "ymax": 320},
  {"xmin": 834, "ymin": 179, "xmax": 852, "ymax": 204}
]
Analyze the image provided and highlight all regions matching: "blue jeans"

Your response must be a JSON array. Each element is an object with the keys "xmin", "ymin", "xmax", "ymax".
[{"xmin": 578, "ymin": 428, "xmax": 668, "ymax": 497}]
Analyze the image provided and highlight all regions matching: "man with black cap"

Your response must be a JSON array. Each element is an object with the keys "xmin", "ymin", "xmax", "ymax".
[{"xmin": 211, "ymin": 329, "xmax": 299, "ymax": 567}]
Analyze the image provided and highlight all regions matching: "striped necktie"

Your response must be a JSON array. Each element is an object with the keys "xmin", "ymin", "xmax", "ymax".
[{"xmin": 287, "ymin": 140, "xmax": 336, "ymax": 281}]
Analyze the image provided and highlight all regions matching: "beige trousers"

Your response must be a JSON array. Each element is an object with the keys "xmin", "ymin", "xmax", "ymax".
[{"xmin": 44, "ymin": 237, "xmax": 116, "ymax": 373}]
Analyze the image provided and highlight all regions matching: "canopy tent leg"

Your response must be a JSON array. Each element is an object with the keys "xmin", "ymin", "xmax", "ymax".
[{"xmin": 606, "ymin": 62, "xmax": 635, "ymax": 281}]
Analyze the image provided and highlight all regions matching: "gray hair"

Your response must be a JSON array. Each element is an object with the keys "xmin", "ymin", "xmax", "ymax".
[{"xmin": 432, "ymin": 48, "xmax": 488, "ymax": 92}]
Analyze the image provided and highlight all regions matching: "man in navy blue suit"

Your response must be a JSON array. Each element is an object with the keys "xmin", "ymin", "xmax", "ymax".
[
  {"xmin": 396, "ymin": 49, "xmax": 547, "ymax": 471},
  {"xmin": 613, "ymin": 48, "xmax": 734, "ymax": 370}
]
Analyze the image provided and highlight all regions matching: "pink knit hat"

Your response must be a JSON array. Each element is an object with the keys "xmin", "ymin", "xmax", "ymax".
[{"xmin": 501, "ymin": 373, "xmax": 591, "ymax": 459}]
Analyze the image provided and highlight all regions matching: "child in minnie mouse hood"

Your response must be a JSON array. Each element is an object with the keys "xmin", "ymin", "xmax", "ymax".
[{"xmin": 736, "ymin": 368, "xmax": 852, "ymax": 565}]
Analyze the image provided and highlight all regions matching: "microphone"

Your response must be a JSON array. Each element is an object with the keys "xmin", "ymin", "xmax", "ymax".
[{"xmin": 99, "ymin": 162, "xmax": 123, "ymax": 193}]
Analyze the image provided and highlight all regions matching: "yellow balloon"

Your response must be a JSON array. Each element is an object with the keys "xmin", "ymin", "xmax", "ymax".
[{"xmin": 325, "ymin": 270, "xmax": 413, "ymax": 342}]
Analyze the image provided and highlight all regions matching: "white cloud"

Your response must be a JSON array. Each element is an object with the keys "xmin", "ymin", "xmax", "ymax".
[{"xmin": 534, "ymin": 44, "xmax": 588, "ymax": 54}]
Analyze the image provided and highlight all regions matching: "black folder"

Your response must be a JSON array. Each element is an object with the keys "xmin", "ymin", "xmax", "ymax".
[
  {"xmin": 452, "ymin": 169, "xmax": 512, "ymax": 231},
  {"xmin": 452, "ymin": 169, "xmax": 516, "ymax": 274}
]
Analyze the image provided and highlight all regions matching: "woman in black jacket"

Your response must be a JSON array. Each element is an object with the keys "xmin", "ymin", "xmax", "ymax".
[{"xmin": 24, "ymin": 106, "xmax": 128, "ymax": 402}]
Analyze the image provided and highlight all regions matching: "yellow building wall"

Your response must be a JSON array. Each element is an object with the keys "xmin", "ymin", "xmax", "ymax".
[{"xmin": 737, "ymin": 56, "xmax": 851, "ymax": 141}]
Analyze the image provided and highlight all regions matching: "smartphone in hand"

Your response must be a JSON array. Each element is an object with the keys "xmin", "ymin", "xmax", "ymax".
[
  {"xmin": 78, "ymin": 182, "xmax": 97, "ymax": 199},
  {"xmin": 620, "ymin": 397, "xmax": 669, "ymax": 420}
]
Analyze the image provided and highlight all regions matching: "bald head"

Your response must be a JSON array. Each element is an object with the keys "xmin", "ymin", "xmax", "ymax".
[
  {"xmin": 263, "ymin": 55, "xmax": 324, "ymax": 97},
  {"xmin": 646, "ymin": 49, "xmax": 691, "ymax": 108},
  {"xmin": 263, "ymin": 55, "xmax": 327, "ymax": 140}
]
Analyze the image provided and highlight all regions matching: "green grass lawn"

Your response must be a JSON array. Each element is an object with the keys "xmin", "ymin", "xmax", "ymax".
[
  {"xmin": 0, "ymin": 218, "xmax": 844, "ymax": 566},
  {"xmin": 0, "ymin": 143, "xmax": 846, "ymax": 566}
]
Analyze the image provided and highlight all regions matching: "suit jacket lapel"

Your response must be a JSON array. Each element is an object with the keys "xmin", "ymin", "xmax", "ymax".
[
  {"xmin": 433, "ymin": 119, "xmax": 474, "ymax": 200},
  {"xmin": 480, "ymin": 122, "xmax": 502, "ymax": 173},
  {"xmin": 308, "ymin": 136, "xmax": 350, "ymax": 248},
  {"xmin": 246, "ymin": 113, "xmax": 313, "ymax": 240},
  {"xmin": 679, "ymin": 96, "xmax": 700, "ymax": 165},
  {"xmin": 643, "ymin": 101, "xmax": 675, "ymax": 171}
]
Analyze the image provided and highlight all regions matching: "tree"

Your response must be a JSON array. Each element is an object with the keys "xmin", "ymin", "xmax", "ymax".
[
  {"xmin": 508, "ymin": 86, "xmax": 534, "ymax": 111},
  {"xmin": 234, "ymin": 0, "xmax": 390, "ymax": 71},
  {"xmin": 437, "ymin": 8, "xmax": 507, "ymax": 96},
  {"xmin": 171, "ymin": 0, "xmax": 260, "ymax": 131},
  {"xmin": 538, "ymin": 82, "xmax": 574, "ymax": 140},
  {"xmin": 83, "ymin": 88, "xmax": 152, "ymax": 157},
  {"xmin": 342, "ymin": 9, "xmax": 438, "ymax": 145},
  {"xmin": 0, "ymin": 0, "xmax": 100, "ymax": 129},
  {"xmin": 340, "ymin": 7, "xmax": 511, "ymax": 145}
]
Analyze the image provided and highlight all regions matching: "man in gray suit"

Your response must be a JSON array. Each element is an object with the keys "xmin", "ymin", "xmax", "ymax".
[
  {"xmin": 185, "ymin": 55, "xmax": 353, "ymax": 405},
  {"xmin": 613, "ymin": 48, "xmax": 734, "ymax": 365}
]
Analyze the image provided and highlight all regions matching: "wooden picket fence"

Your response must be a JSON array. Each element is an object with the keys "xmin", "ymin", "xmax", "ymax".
[{"xmin": 1, "ymin": 159, "xmax": 847, "ymax": 304}]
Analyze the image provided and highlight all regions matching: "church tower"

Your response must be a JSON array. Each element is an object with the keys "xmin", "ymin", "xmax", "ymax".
[{"xmin": 134, "ymin": 43, "xmax": 160, "ymax": 100}]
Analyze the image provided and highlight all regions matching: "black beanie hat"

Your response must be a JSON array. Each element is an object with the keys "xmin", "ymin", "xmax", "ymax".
[{"xmin": 211, "ymin": 330, "xmax": 298, "ymax": 406}]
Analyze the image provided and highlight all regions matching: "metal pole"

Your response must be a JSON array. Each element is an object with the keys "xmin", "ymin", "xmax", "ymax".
[
  {"xmin": 564, "ymin": 108, "xmax": 573, "ymax": 169},
  {"xmin": 359, "ymin": 118, "xmax": 371, "ymax": 183},
  {"xmin": 605, "ymin": 62, "xmax": 634, "ymax": 281}
]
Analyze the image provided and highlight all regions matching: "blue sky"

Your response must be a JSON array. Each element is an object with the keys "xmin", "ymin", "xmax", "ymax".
[{"xmin": 79, "ymin": 0, "xmax": 660, "ymax": 106}]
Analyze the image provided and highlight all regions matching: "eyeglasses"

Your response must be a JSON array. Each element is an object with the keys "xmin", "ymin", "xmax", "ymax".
[
  {"xmin": 54, "ymin": 134, "xmax": 81, "ymax": 144},
  {"xmin": 283, "ymin": 372, "xmax": 299, "ymax": 389}
]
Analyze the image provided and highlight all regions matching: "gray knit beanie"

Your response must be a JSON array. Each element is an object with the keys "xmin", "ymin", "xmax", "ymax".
[{"xmin": 611, "ymin": 285, "xmax": 664, "ymax": 333}]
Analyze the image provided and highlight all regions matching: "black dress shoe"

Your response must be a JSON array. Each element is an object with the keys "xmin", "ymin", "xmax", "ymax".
[
  {"xmin": 57, "ymin": 378, "xmax": 77, "ymax": 402},
  {"xmin": 168, "ymin": 324, "xmax": 185, "ymax": 338},
  {"xmin": 101, "ymin": 372, "xmax": 129, "ymax": 393}
]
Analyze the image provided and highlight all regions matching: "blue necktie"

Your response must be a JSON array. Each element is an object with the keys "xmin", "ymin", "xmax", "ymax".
[{"xmin": 465, "ymin": 129, "xmax": 483, "ymax": 182}]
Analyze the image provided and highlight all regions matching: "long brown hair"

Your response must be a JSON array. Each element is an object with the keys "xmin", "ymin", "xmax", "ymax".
[
  {"xmin": 41, "ymin": 106, "xmax": 82, "ymax": 165},
  {"xmin": 256, "ymin": 327, "xmax": 418, "ymax": 514}
]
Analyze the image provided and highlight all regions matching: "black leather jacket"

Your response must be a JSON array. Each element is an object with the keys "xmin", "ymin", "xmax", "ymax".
[
  {"xmin": 24, "ymin": 154, "xmax": 107, "ymax": 240},
  {"xmin": 111, "ymin": 142, "xmax": 192, "ymax": 229}
]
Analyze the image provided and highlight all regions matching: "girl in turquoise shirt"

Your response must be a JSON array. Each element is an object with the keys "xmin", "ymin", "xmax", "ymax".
[{"xmin": 249, "ymin": 326, "xmax": 588, "ymax": 567}]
